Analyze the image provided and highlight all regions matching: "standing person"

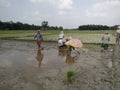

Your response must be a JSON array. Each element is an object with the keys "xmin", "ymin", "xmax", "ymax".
[
  {"xmin": 115, "ymin": 26, "xmax": 120, "ymax": 44},
  {"xmin": 115, "ymin": 32, "xmax": 120, "ymax": 44},
  {"xmin": 34, "ymin": 30, "xmax": 43, "ymax": 49},
  {"xmin": 101, "ymin": 31, "xmax": 110, "ymax": 50}
]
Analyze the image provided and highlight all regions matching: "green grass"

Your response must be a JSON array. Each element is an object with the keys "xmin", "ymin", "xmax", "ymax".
[
  {"xmin": 67, "ymin": 70, "xmax": 76, "ymax": 83},
  {"xmin": 0, "ymin": 30, "xmax": 116, "ymax": 44}
]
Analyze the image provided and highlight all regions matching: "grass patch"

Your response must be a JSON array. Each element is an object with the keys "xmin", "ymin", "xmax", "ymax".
[
  {"xmin": 0, "ymin": 30, "xmax": 116, "ymax": 44},
  {"xmin": 67, "ymin": 70, "xmax": 76, "ymax": 83}
]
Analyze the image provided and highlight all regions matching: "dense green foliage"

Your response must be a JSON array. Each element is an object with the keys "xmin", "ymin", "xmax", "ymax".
[
  {"xmin": 0, "ymin": 20, "xmax": 63, "ymax": 30},
  {"xmin": 41, "ymin": 21, "xmax": 48, "ymax": 30},
  {"xmin": 0, "ymin": 20, "xmax": 119, "ymax": 30},
  {"xmin": 78, "ymin": 24, "xmax": 119, "ymax": 30},
  {"xmin": 0, "ymin": 21, "xmax": 41, "ymax": 30}
]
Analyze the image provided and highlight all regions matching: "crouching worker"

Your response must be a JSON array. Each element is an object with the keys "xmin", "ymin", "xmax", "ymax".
[
  {"xmin": 65, "ymin": 37, "xmax": 75, "ymax": 53},
  {"xmin": 34, "ymin": 30, "xmax": 43, "ymax": 49},
  {"xmin": 58, "ymin": 31, "xmax": 66, "ymax": 47}
]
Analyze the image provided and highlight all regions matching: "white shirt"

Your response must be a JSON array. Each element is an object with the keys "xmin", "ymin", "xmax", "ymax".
[
  {"xmin": 59, "ymin": 33, "xmax": 64, "ymax": 39},
  {"xmin": 102, "ymin": 34, "xmax": 110, "ymax": 43},
  {"xmin": 58, "ymin": 39, "xmax": 64, "ymax": 46}
]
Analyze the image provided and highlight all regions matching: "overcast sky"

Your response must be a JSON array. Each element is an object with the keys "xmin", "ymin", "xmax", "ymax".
[{"xmin": 0, "ymin": 0, "xmax": 120, "ymax": 28}]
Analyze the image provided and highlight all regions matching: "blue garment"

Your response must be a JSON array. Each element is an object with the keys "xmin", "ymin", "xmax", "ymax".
[{"xmin": 34, "ymin": 34, "xmax": 43, "ymax": 40}]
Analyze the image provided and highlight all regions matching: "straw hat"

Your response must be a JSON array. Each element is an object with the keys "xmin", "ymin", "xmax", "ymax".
[
  {"xmin": 116, "ymin": 30, "xmax": 120, "ymax": 33},
  {"xmin": 116, "ymin": 26, "xmax": 120, "ymax": 33},
  {"xmin": 118, "ymin": 26, "xmax": 120, "ymax": 29}
]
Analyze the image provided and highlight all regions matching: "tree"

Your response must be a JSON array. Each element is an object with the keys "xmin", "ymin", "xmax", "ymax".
[
  {"xmin": 58, "ymin": 26, "xmax": 63, "ymax": 30},
  {"xmin": 41, "ymin": 21, "xmax": 48, "ymax": 30}
]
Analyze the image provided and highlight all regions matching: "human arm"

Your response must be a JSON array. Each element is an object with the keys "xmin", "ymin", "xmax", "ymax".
[{"xmin": 34, "ymin": 34, "xmax": 37, "ymax": 39}]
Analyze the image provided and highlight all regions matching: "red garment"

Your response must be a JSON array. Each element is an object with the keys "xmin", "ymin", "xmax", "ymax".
[{"xmin": 37, "ymin": 39, "xmax": 41, "ymax": 47}]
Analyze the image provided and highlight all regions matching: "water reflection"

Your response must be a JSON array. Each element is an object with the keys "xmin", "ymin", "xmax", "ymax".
[
  {"xmin": 58, "ymin": 47, "xmax": 80, "ymax": 65},
  {"xmin": 35, "ymin": 49, "xmax": 44, "ymax": 67},
  {"xmin": 100, "ymin": 50, "xmax": 113, "ymax": 69},
  {"xmin": 66, "ymin": 51, "xmax": 75, "ymax": 64},
  {"xmin": 58, "ymin": 46, "xmax": 66, "ymax": 57}
]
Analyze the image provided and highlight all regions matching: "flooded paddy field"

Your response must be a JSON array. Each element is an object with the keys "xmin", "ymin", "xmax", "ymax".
[{"xmin": 0, "ymin": 40, "xmax": 120, "ymax": 90}]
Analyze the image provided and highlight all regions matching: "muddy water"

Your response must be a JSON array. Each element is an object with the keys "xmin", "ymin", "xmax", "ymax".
[
  {"xmin": 0, "ymin": 40, "xmax": 74, "ymax": 68},
  {"xmin": 1, "ymin": 40, "xmax": 119, "ymax": 90},
  {"xmin": 0, "ymin": 40, "xmax": 80, "ymax": 90}
]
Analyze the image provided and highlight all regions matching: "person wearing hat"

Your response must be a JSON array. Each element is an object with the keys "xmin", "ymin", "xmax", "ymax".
[
  {"xmin": 58, "ymin": 31, "xmax": 66, "ymax": 47},
  {"xmin": 115, "ymin": 26, "xmax": 120, "ymax": 44},
  {"xmin": 101, "ymin": 31, "xmax": 110, "ymax": 50},
  {"xmin": 58, "ymin": 31, "xmax": 64, "ymax": 39},
  {"xmin": 34, "ymin": 30, "xmax": 43, "ymax": 48}
]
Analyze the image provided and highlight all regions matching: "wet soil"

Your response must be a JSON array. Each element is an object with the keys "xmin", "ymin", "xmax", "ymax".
[{"xmin": 0, "ymin": 40, "xmax": 120, "ymax": 90}]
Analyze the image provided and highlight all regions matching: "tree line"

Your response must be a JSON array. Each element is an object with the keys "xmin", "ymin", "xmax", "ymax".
[
  {"xmin": 0, "ymin": 20, "xmax": 119, "ymax": 30},
  {"xmin": 0, "ymin": 21, "xmax": 41, "ymax": 30},
  {"xmin": 78, "ymin": 24, "xmax": 119, "ymax": 30},
  {"xmin": 0, "ymin": 21, "xmax": 63, "ymax": 30}
]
